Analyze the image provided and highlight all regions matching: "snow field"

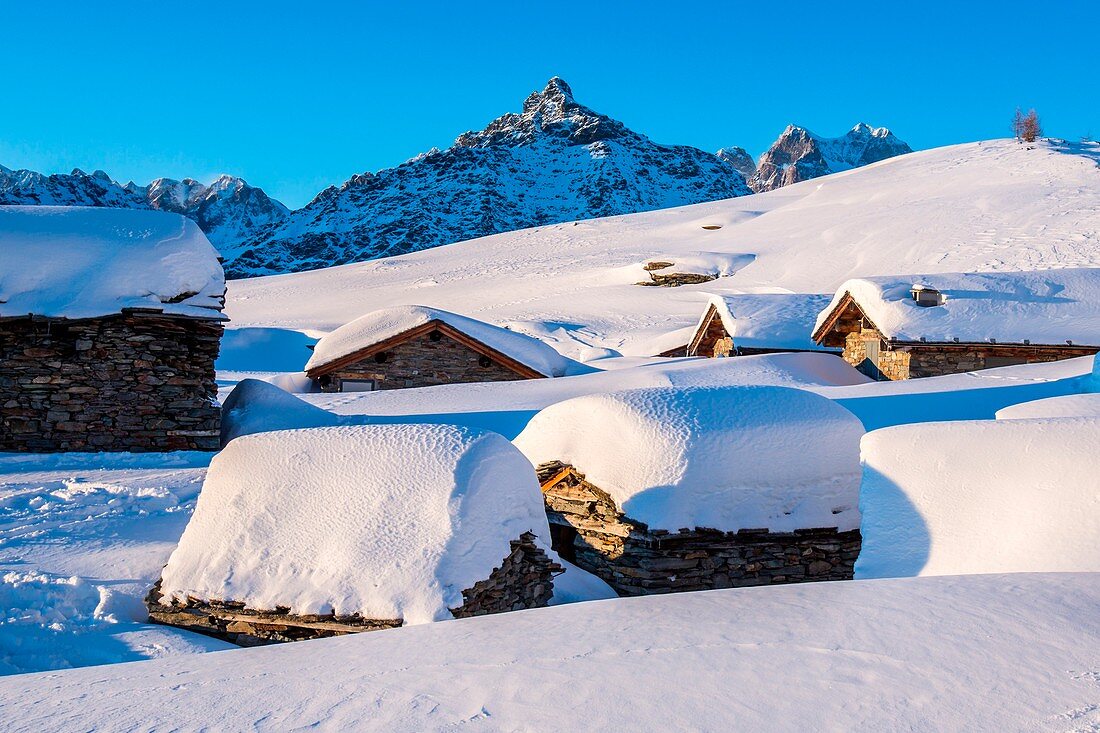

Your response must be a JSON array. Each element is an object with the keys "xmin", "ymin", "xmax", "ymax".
[
  {"xmin": 3, "ymin": 573, "xmax": 1098, "ymax": 732},
  {"xmin": 857, "ymin": 416, "xmax": 1100, "ymax": 578}
]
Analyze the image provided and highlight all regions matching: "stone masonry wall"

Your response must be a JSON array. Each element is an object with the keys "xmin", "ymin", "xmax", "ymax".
[
  {"xmin": 320, "ymin": 327, "xmax": 533, "ymax": 391},
  {"xmin": 452, "ymin": 532, "xmax": 562, "ymax": 617},
  {"xmin": 906, "ymin": 343, "xmax": 1098, "ymax": 378},
  {"xmin": 147, "ymin": 533, "xmax": 560, "ymax": 646},
  {"xmin": 1, "ymin": 314, "xmax": 222, "ymax": 452},
  {"xmin": 843, "ymin": 329, "xmax": 909, "ymax": 380},
  {"xmin": 843, "ymin": 327, "xmax": 1096, "ymax": 380},
  {"xmin": 537, "ymin": 462, "xmax": 859, "ymax": 596}
]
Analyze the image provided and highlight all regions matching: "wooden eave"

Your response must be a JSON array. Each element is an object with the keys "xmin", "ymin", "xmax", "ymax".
[
  {"xmin": 0, "ymin": 306, "xmax": 227, "ymax": 325},
  {"xmin": 686, "ymin": 302, "xmax": 728, "ymax": 357},
  {"xmin": 306, "ymin": 319, "xmax": 547, "ymax": 380},
  {"xmin": 810, "ymin": 292, "xmax": 885, "ymax": 346}
]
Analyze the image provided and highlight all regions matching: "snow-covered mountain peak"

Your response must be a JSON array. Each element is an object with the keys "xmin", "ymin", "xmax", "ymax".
[
  {"xmin": 523, "ymin": 76, "xmax": 576, "ymax": 114},
  {"xmin": 715, "ymin": 146, "xmax": 757, "ymax": 179},
  {"xmin": 231, "ymin": 78, "xmax": 750, "ymax": 277},
  {"xmin": 454, "ymin": 77, "xmax": 631, "ymax": 149}
]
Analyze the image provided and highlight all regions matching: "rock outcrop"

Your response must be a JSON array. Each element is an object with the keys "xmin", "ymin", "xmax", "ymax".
[{"xmin": 748, "ymin": 123, "xmax": 911, "ymax": 192}]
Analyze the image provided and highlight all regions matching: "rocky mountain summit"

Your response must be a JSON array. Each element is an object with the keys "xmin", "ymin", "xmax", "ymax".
[
  {"xmin": 229, "ymin": 78, "xmax": 752, "ymax": 277},
  {"xmin": 714, "ymin": 147, "xmax": 757, "ymax": 180},
  {"xmin": 746, "ymin": 123, "xmax": 911, "ymax": 192},
  {"xmin": 0, "ymin": 165, "xmax": 287, "ymax": 255}
]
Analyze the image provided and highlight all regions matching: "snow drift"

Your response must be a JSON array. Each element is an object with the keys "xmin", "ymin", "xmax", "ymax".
[
  {"xmin": 513, "ymin": 386, "xmax": 864, "ymax": 532},
  {"xmin": 995, "ymin": 392, "xmax": 1100, "ymax": 419},
  {"xmin": 159, "ymin": 424, "xmax": 554, "ymax": 623},
  {"xmin": 219, "ymin": 379, "xmax": 347, "ymax": 444},
  {"xmin": 0, "ymin": 206, "xmax": 225, "ymax": 320},
  {"xmin": 857, "ymin": 417, "xmax": 1100, "ymax": 578}
]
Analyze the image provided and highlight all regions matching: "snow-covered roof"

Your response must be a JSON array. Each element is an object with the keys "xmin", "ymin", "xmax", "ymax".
[
  {"xmin": 513, "ymin": 386, "xmax": 864, "ymax": 532},
  {"xmin": 305, "ymin": 304, "xmax": 574, "ymax": 376},
  {"xmin": 0, "ymin": 206, "xmax": 225, "ymax": 320},
  {"xmin": 857, "ymin": 417, "xmax": 1100, "ymax": 578},
  {"xmin": 158, "ymin": 424, "xmax": 553, "ymax": 623},
  {"xmin": 813, "ymin": 268, "xmax": 1100, "ymax": 345},
  {"xmin": 695, "ymin": 293, "xmax": 836, "ymax": 352}
]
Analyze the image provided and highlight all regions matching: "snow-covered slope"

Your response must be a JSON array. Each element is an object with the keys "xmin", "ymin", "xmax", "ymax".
[
  {"xmin": 3, "ymin": 573, "xmax": 1098, "ymax": 732},
  {"xmin": 225, "ymin": 139, "xmax": 1100, "ymax": 359},
  {"xmin": 0, "ymin": 165, "xmax": 288, "ymax": 256},
  {"xmin": 748, "ymin": 123, "xmax": 912, "ymax": 192},
  {"xmin": 228, "ymin": 78, "xmax": 753, "ymax": 277}
]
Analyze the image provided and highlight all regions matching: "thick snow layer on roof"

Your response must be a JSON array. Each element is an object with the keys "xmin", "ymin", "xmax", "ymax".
[
  {"xmin": 700, "ymin": 292, "xmax": 835, "ymax": 351},
  {"xmin": 814, "ymin": 267, "xmax": 1100, "ymax": 345},
  {"xmin": 995, "ymin": 392, "xmax": 1100, "ymax": 419},
  {"xmin": 6, "ymin": 573, "xmax": 1099, "ymax": 732},
  {"xmin": 159, "ymin": 424, "xmax": 553, "ymax": 622},
  {"xmin": 304, "ymin": 304, "xmax": 579, "ymax": 377},
  {"xmin": 0, "ymin": 206, "xmax": 225, "ymax": 320},
  {"xmin": 219, "ymin": 379, "xmax": 349, "ymax": 444},
  {"xmin": 857, "ymin": 417, "xmax": 1100, "ymax": 578},
  {"xmin": 513, "ymin": 386, "xmax": 864, "ymax": 532}
]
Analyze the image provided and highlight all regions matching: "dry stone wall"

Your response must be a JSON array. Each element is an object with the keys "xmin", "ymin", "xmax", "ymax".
[
  {"xmin": 843, "ymin": 327, "xmax": 1096, "ymax": 380},
  {"xmin": 1, "ymin": 314, "xmax": 222, "ymax": 452},
  {"xmin": 452, "ymin": 532, "xmax": 562, "ymax": 617},
  {"xmin": 537, "ymin": 462, "xmax": 859, "ymax": 596}
]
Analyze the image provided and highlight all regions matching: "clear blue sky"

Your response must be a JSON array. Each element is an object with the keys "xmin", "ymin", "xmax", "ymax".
[{"xmin": 3, "ymin": 1, "xmax": 1095, "ymax": 208}]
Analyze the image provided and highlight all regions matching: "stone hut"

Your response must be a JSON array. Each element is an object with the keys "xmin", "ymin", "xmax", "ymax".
[
  {"xmin": 513, "ymin": 386, "xmax": 865, "ymax": 596},
  {"xmin": 0, "ymin": 206, "xmax": 226, "ymax": 452},
  {"xmin": 811, "ymin": 269, "xmax": 1100, "ymax": 380},
  {"xmin": 305, "ymin": 305, "xmax": 575, "ymax": 392},
  {"xmin": 148, "ymin": 424, "xmax": 563, "ymax": 645},
  {"xmin": 687, "ymin": 293, "xmax": 838, "ymax": 358}
]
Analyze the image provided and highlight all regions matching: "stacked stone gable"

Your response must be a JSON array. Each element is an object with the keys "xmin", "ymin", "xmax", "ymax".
[
  {"xmin": 0, "ymin": 313, "xmax": 222, "ymax": 452},
  {"xmin": 147, "ymin": 532, "xmax": 561, "ymax": 646},
  {"xmin": 313, "ymin": 325, "xmax": 537, "ymax": 391},
  {"xmin": 537, "ymin": 461, "xmax": 860, "ymax": 596}
]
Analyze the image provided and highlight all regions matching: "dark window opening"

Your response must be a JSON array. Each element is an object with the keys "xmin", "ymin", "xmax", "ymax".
[
  {"xmin": 548, "ymin": 523, "xmax": 578, "ymax": 563},
  {"xmin": 374, "ymin": 351, "xmax": 389, "ymax": 364},
  {"xmin": 477, "ymin": 355, "xmax": 492, "ymax": 368},
  {"xmin": 984, "ymin": 355, "xmax": 1029, "ymax": 369},
  {"xmin": 429, "ymin": 330, "xmax": 442, "ymax": 342}
]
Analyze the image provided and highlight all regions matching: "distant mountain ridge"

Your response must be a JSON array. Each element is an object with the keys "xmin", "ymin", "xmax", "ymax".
[
  {"xmin": 1, "ymin": 80, "xmax": 912, "ymax": 278},
  {"xmin": 0, "ymin": 165, "xmax": 288, "ymax": 256},
  {"xmin": 746, "ymin": 123, "xmax": 912, "ymax": 192}
]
